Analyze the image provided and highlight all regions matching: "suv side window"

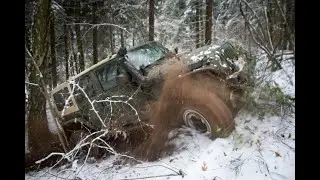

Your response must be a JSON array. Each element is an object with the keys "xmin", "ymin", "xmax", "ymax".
[
  {"xmin": 95, "ymin": 63, "xmax": 129, "ymax": 91},
  {"xmin": 53, "ymin": 87, "xmax": 73, "ymax": 111},
  {"xmin": 76, "ymin": 74, "xmax": 97, "ymax": 98}
]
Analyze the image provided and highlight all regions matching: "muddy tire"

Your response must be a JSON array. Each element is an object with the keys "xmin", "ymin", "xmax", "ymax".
[{"xmin": 178, "ymin": 86, "xmax": 235, "ymax": 139}]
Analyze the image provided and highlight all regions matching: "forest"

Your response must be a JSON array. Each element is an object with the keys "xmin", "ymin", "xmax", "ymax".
[{"xmin": 25, "ymin": 0, "xmax": 295, "ymax": 179}]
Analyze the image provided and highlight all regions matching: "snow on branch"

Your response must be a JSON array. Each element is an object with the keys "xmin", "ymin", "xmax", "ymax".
[
  {"xmin": 36, "ymin": 79, "xmax": 153, "ymax": 171},
  {"xmin": 67, "ymin": 23, "xmax": 130, "ymax": 40}
]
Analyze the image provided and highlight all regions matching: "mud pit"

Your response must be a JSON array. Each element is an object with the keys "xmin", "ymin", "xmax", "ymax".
[{"xmin": 132, "ymin": 62, "xmax": 235, "ymax": 161}]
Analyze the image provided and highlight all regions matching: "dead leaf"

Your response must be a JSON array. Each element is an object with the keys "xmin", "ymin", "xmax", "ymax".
[
  {"xmin": 275, "ymin": 152, "xmax": 281, "ymax": 157},
  {"xmin": 201, "ymin": 162, "xmax": 207, "ymax": 171}
]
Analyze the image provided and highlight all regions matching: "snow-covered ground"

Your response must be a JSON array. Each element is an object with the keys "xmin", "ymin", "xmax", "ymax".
[
  {"xmin": 25, "ymin": 112, "xmax": 295, "ymax": 180},
  {"xmin": 25, "ymin": 48, "xmax": 295, "ymax": 180}
]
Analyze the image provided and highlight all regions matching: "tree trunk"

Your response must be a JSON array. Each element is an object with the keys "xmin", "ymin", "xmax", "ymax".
[
  {"xmin": 267, "ymin": 0, "xmax": 275, "ymax": 49},
  {"xmin": 195, "ymin": 0, "xmax": 200, "ymax": 48},
  {"xmin": 108, "ymin": 9, "xmax": 115, "ymax": 54},
  {"xmin": 69, "ymin": 26, "xmax": 79, "ymax": 74},
  {"xmin": 132, "ymin": 29, "xmax": 135, "ymax": 47},
  {"xmin": 149, "ymin": 0, "xmax": 155, "ymax": 41},
  {"xmin": 50, "ymin": 9, "xmax": 57, "ymax": 87},
  {"xmin": 28, "ymin": 0, "xmax": 59, "ymax": 163},
  {"xmin": 285, "ymin": 0, "xmax": 294, "ymax": 50},
  {"xmin": 120, "ymin": 29, "xmax": 125, "ymax": 47},
  {"xmin": 67, "ymin": 27, "xmax": 75, "ymax": 77},
  {"xmin": 75, "ymin": 0, "xmax": 85, "ymax": 71},
  {"xmin": 109, "ymin": 26, "xmax": 114, "ymax": 54},
  {"xmin": 76, "ymin": 25, "xmax": 85, "ymax": 70},
  {"xmin": 200, "ymin": 1, "xmax": 204, "ymax": 47},
  {"xmin": 64, "ymin": 24, "xmax": 69, "ymax": 80},
  {"xmin": 25, "ymin": 26, "xmax": 32, "ymax": 55},
  {"xmin": 92, "ymin": 1, "xmax": 98, "ymax": 64},
  {"xmin": 111, "ymin": 15, "xmax": 116, "ymax": 53},
  {"xmin": 205, "ymin": 0, "xmax": 213, "ymax": 45}
]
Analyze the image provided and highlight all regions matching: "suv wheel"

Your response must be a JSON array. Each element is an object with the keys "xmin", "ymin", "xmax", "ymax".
[{"xmin": 177, "ymin": 81, "xmax": 235, "ymax": 139}]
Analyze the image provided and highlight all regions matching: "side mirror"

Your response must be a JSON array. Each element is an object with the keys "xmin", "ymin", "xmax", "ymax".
[
  {"xmin": 139, "ymin": 64, "xmax": 147, "ymax": 76},
  {"xmin": 117, "ymin": 46, "xmax": 127, "ymax": 57}
]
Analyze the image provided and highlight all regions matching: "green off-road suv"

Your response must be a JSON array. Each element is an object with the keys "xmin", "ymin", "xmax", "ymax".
[{"xmin": 51, "ymin": 41, "xmax": 250, "ymax": 147}]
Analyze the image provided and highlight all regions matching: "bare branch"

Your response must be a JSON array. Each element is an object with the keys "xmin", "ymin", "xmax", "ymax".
[
  {"xmin": 35, "ymin": 152, "xmax": 70, "ymax": 164},
  {"xmin": 239, "ymin": 3, "xmax": 272, "ymax": 57},
  {"xmin": 274, "ymin": 0, "xmax": 295, "ymax": 47},
  {"xmin": 240, "ymin": 0, "xmax": 267, "ymax": 42},
  {"xmin": 263, "ymin": 7, "xmax": 274, "ymax": 51},
  {"xmin": 25, "ymin": 82, "xmax": 40, "ymax": 87},
  {"xmin": 67, "ymin": 23, "xmax": 131, "ymax": 40},
  {"xmin": 69, "ymin": 81, "xmax": 107, "ymax": 128}
]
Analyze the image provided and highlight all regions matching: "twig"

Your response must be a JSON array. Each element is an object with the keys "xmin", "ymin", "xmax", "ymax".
[
  {"xmin": 25, "ymin": 82, "xmax": 40, "ymax": 86},
  {"xmin": 240, "ymin": 0, "xmax": 267, "ymax": 41},
  {"xmin": 279, "ymin": 139, "xmax": 295, "ymax": 152},
  {"xmin": 67, "ymin": 23, "xmax": 130, "ymax": 40},
  {"xmin": 264, "ymin": 6, "xmax": 274, "ymax": 51},
  {"xmin": 70, "ymin": 81, "xmax": 107, "ymax": 128},
  {"xmin": 239, "ymin": 3, "xmax": 272, "ymax": 57},
  {"xmin": 35, "ymin": 153, "xmax": 70, "ymax": 164},
  {"xmin": 274, "ymin": 0, "xmax": 295, "ymax": 46}
]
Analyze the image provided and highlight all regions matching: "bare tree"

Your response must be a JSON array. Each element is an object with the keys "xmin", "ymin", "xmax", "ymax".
[
  {"xmin": 149, "ymin": 0, "xmax": 155, "ymax": 41},
  {"xmin": 75, "ymin": 0, "xmax": 85, "ymax": 71},
  {"xmin": 200, "ymin": 0, "xmax": 205, "ymax": 47},
  {"xmin": 64, "ymin": 24, "xmax": 69, "ymax": 80},
  {"xmin": 92, "ymin": 0, "xmax": 98, "ymax": 64},
  {"xmin": 108, "ymin": 1, "xmax": 115, "ymax": 54},
  {"xmin": 120, "ymin": 29, "xmax": 125, "ymax": 47},
  {"xmin": 205, "ymin": 0, "xmax": 213, "ymax": 45},
  {"xmin": 27, "ymin": 0, "xmax": 60, "ymax": 163},
  {"xmin": 50, "ymin": 7, "xmax": 57, "ymax": 87},
  {"xmin": 195, "ymin": 0, "xmax": 200, "ymax": 48},
  {"xmin": 69, "ymin": 26, "xmax": 79, "ymax": 74}
]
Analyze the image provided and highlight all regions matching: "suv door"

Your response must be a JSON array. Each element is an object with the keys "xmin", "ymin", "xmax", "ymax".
[{"xmin": 91, "ymin": 60, "xmax": 153, "ymax": 129}]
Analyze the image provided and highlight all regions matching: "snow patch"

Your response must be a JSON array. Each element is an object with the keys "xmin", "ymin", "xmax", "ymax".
[{"xmin": 25, "ymin": 112, "xmax": 295, "ymax": 180}]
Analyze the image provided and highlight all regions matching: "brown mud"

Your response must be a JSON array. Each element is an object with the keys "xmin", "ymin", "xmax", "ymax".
[{"xmin": 131, "ymin": 62, "xmax": 235, "ymax": 161}]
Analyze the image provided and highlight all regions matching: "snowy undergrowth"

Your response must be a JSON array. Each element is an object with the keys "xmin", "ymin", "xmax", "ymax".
[
  {"xmin": 245, "ymin": 50, "xmax": 295, "ymax": 117},
  {"xmin": 25, "ymin": 111, "xmax": 295, "ymax": 180},
  {"xmin": 254, "ymin": 51, "xmax": 295, "ymax": 98}
]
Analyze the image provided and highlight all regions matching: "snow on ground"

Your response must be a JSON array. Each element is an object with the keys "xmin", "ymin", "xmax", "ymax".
[
  {"xmin": 25, "ymin": 49, "xmax": 295, "ymax": 180},
  {"xmin": 25, "ymin": 112, "xmax": 295, "ymax": 180}
]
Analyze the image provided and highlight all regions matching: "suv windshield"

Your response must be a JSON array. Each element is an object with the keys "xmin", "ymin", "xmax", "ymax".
[{"xmin": 126, "ymin": 43, "xmax": 166, "ymax": 70}]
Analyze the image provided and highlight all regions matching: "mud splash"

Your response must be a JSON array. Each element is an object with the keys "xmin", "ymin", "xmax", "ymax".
[{"xmin": 133, "ymin": 62, "xmax": 235, "ymax": 161}]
